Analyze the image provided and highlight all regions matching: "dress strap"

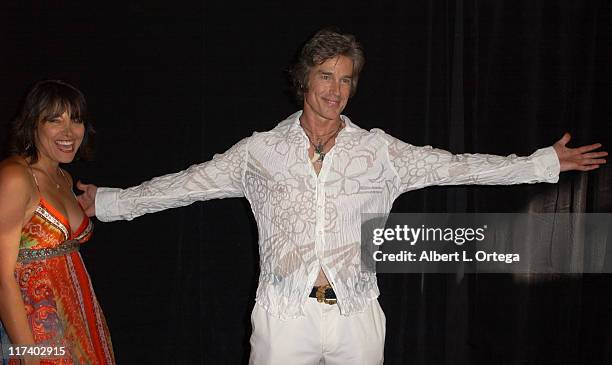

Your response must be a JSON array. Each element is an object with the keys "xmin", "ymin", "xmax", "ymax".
[
  {"xmin": 58, "ymin": 168, "xmax": 78, "ymax": 200},
  {"xmin": 58, "ymin": 168, "xmax": 70, "ymax": 185},
  {"xmin": 24, "ymin": 158, "xmax": 41, "ymax": 192}
]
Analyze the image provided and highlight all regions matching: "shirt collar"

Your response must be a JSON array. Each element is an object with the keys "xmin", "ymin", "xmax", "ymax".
[{"xmin": 285, "ymin": 110, "xmax": 358, "ymax": 142}]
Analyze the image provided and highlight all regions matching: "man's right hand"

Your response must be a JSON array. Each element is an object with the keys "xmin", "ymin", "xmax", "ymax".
[{"xmin": 76, "ymin": 181, "xmax": 98, "ymax": 217}]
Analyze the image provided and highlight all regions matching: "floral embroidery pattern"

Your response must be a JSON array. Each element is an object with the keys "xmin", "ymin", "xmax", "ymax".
[{"xmin": 100, "ymin": 111, "xmax": 558, "ymax": 318}]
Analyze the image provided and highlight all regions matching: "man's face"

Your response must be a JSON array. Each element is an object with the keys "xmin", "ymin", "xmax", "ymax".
[{"xmin": 303, "ymin": 55, "xmax": 353, "ymax": 123}]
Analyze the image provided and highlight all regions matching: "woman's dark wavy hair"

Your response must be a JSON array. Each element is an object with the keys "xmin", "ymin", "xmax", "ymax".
[
  {"xmin": 7, "ymin": 80, "xmax": 94, "ymax": 163},
  {"xmin": 289, "ymin": 28, "xmax": 365, "ymax": 103}
]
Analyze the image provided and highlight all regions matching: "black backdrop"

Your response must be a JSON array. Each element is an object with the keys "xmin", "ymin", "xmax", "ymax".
[{"xmin": 1, "ymin": 1, "xmax": 611, "ymax": 364}]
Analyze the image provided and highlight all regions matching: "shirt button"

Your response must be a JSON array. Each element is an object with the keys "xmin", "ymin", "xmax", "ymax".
[{"xmin": 318, "ymin": 230, "xmax": 324, "ymax": 235}]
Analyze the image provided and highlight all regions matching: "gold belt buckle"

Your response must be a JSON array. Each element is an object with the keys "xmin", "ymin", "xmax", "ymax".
[{"xmin": 315, "ymin": 285, "xmax": 337, "ymax": 305}]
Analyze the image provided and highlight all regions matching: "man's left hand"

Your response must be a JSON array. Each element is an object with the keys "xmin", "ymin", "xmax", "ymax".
[{"xmin": 553, "ymin": 133, "xmax": 608, "ymax": 172}]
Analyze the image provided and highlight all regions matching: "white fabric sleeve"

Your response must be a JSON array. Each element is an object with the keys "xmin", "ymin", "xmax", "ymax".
[
  {"xmin": 374, "ymin": 130, "xmax": 560, "ymax": 194},
  {"xmin": 95, "ymin": 136, "xmax": 249, "ymax": 222}
]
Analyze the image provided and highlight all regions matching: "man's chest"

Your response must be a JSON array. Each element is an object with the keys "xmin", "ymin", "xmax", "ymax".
[{"xmin": 244, "ymin": 143, "xmax": 396, "ymax": 208}]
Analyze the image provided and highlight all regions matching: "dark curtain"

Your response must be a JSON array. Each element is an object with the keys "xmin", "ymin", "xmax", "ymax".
[
  {"xmin": 1, "ymin": 1, "xmax": 611, "ymax": 364},
  {"xmin": 381, "ymin": 2, "xmax": 612, "ymax": 365}
]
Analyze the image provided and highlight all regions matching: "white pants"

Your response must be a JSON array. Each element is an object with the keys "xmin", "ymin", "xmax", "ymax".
[{"xmin": 249, "ymin": 298, "xmax": 386, "ymax": 365}]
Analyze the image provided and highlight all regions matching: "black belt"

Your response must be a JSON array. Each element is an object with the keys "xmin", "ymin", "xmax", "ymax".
[{"xmin": 309, "ymin": 285, "xmax": 337, "ymax": 305}]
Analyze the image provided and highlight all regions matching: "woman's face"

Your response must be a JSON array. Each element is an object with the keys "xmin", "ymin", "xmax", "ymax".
[{"xmin": 35, "ymin": 111, "xmax": 85, "ymax": 164}]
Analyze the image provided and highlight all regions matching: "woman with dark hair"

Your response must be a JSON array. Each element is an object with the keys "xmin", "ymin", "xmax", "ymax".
[{"xmin": 0, "ymin": 80, "xmax": 114, "ymax": 364}]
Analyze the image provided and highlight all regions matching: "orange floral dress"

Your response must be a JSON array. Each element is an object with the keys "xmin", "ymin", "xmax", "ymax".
[{"xmin": 1, "ymin": 198, "xmax": 115, "ymax": 364}]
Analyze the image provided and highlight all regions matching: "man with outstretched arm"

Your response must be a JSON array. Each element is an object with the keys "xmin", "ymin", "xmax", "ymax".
[{"xmin": 77, "ymin": 29, "xmax": 607, "ymax": 364}]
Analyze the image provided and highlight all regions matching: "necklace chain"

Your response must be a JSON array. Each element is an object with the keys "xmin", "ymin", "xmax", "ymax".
[
  {"xmin": 300, "ymin": 121, "xmax": 343, "ymax": 163},
  {"xmin": 41, "ymin": 167, "xmax": 66, "ymax": 190}
]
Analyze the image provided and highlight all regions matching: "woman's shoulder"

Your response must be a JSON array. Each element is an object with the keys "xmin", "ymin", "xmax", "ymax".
[{"xmin": 0, "ymin": 156, "xmax": 35, "ymax": 195}]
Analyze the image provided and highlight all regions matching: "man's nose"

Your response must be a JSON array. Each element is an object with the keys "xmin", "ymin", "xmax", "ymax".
[{"xmin": 330, "ymin": 79, "xmax": 341, "ymax": 95}]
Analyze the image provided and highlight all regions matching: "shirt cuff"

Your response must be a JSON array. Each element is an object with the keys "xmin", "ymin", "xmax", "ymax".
[
  {"xmin": 95, "ymin": 187, "xmax": 123, "ymax": 222},
  {"xmin": 531, "ymin": 146, "xmax": 560, "ymax": 183}
]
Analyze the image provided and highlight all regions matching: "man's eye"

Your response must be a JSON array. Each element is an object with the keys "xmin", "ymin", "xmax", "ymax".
[
  {"xmin": 321, "ymin": 74, "xmax": 330, "ymax": 80},
  {"xmin": 341, "ymin": 78, "xmax": 352, "ymax": 84}
]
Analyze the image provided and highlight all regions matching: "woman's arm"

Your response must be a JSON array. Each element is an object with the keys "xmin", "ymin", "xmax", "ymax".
[{"xmin": 0, "ymin": 163, "xmax": 38, "ymax": 351}]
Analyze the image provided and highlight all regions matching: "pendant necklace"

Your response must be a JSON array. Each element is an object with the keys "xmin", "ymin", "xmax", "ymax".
[
  {"xmin": 41, "ymin": 167, "xmax": 66, "ymax": 190},
  {"xmin": 301, "ymin": 122, "xmax": 343, "ymax": 163}
]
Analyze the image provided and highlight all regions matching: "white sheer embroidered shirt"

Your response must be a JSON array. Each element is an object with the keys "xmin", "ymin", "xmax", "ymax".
[{"xmin": 96, "ymin": 111, "xmax": 560, "ymax": 319}]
